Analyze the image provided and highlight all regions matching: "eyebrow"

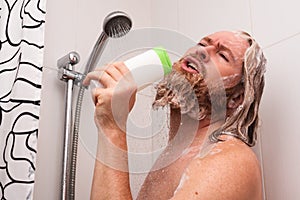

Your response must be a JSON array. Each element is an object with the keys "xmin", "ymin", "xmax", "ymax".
[{"xmin": 201, "ymin": 37, "xmax": 236, "ymax": 62}]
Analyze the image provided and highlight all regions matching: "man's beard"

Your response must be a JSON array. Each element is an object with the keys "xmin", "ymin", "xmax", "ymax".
[{"xmin": 152, "ymin": 61, "xmax": 211, "ymax": 120}]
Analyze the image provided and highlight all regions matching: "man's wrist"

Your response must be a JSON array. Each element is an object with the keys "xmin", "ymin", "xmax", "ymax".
[{"xmin": 98, "ymin": 127, "xmax": 128, "ymax": 150}]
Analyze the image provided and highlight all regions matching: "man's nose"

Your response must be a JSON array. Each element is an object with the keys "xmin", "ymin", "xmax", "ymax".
[{"xmin": 196, "ymin": 46, "xmax": 210, "ymax": 63}]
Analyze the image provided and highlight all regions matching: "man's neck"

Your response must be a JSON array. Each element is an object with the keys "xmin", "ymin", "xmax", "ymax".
[{"xmin": 169, "ymin": 108, "xmax": 224, "ymax": 149}]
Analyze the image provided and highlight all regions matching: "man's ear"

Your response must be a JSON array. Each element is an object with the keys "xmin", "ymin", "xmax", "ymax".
[{"xmin": 227, "ymin": 89, "xmax": 244, "ymax": 109}]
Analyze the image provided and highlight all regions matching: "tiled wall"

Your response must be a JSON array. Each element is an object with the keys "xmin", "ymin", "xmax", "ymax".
[{"xmin": 34, "ymin": 0, "xmax": 300, "ymax": 199}]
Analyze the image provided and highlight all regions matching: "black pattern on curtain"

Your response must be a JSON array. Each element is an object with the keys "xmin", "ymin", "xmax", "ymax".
[{"xmin": 0, "ymin": 0, "xmax": 46, "ymax": 199}]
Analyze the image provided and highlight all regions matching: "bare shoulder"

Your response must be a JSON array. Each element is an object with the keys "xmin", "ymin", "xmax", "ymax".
[{"xmin": 171, "ymin": 136, "xmax": 263, "ymax": 200}]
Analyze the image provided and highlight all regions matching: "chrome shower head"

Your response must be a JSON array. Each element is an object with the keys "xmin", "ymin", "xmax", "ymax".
[
  {"xmin": 83, "ymin": 11, "xmax": 132, "ymax": 75},
  {"xmin": 103, "ymin": 11, "xmax": 132, "ymax": 38}
]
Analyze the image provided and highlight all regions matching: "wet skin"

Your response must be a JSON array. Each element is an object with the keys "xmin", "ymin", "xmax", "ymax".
[{"xmin": 87, "ymin": 31, "xmax": 263, "ymax": 200}]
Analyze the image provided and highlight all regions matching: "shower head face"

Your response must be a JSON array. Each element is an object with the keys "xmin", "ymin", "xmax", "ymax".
[{"xmin": 103, "ymin": 11, "xmax": 132, "ymax": 38}]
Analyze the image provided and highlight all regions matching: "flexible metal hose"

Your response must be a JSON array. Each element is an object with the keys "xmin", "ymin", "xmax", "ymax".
[{"xmin": 69, "ymin": 86, "xmax": 85, "ymax": 199}]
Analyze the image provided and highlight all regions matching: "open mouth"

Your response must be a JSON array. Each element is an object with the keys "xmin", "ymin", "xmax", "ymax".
[
  {"xmin": 187, "ymin": 62, "xmax": 199, "ymax": 72},
  {"xmin": 181, "ymin": 58, "xmax": 200, "ymax": 74}
]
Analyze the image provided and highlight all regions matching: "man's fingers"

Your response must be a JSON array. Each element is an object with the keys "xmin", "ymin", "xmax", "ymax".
[
  {"xmin": 82, "ymin": 70, "xmax": 104, "ymax": 86},
  {"xmin": 83, "ymin": 62, "xmax": 131, "ymax": 88}
]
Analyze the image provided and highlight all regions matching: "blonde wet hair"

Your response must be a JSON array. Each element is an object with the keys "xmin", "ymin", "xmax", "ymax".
[{"xmin": 210, "ymin": 31, "xmax": 267, "ymax": 147}]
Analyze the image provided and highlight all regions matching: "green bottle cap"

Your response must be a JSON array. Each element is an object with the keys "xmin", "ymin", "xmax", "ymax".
[{"xmin": 153, "ymin": 47, "xmax": 172, "ymax": 75}]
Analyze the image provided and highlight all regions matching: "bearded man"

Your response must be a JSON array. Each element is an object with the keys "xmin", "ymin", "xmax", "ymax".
[{"xmin": 84, "ymin": 30, "xmax": 266, "ymax": 200}]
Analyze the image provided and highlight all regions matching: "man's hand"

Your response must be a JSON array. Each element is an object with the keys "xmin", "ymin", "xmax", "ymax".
[{"xmin": 83, "ymin": 62, "xmax": 137, "ymax": 133}]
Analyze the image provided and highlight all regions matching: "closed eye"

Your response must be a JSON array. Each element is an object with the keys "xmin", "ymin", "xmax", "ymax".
[
  {"xmin": 198, "ymin": 42, "xmax": 207, "ymax": 47},
  {"xmin": 219, "ymin": 53, "xmax": 229, "ymax": 62}
]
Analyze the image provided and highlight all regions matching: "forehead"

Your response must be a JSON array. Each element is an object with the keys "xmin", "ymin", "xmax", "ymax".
[{"xmin": 202, "ymin": 31, "xmax": 249, "ymax": 59}]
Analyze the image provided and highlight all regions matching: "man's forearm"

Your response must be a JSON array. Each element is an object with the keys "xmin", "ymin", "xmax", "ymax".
[{"xmin": 91, "ymin": 128, "xmax": 132, "ymax": 200}]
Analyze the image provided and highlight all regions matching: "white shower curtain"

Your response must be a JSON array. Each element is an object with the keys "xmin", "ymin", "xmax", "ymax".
[{"xmin": 0, "ymin": 0, "xmax": 46, "ymax": 199}]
